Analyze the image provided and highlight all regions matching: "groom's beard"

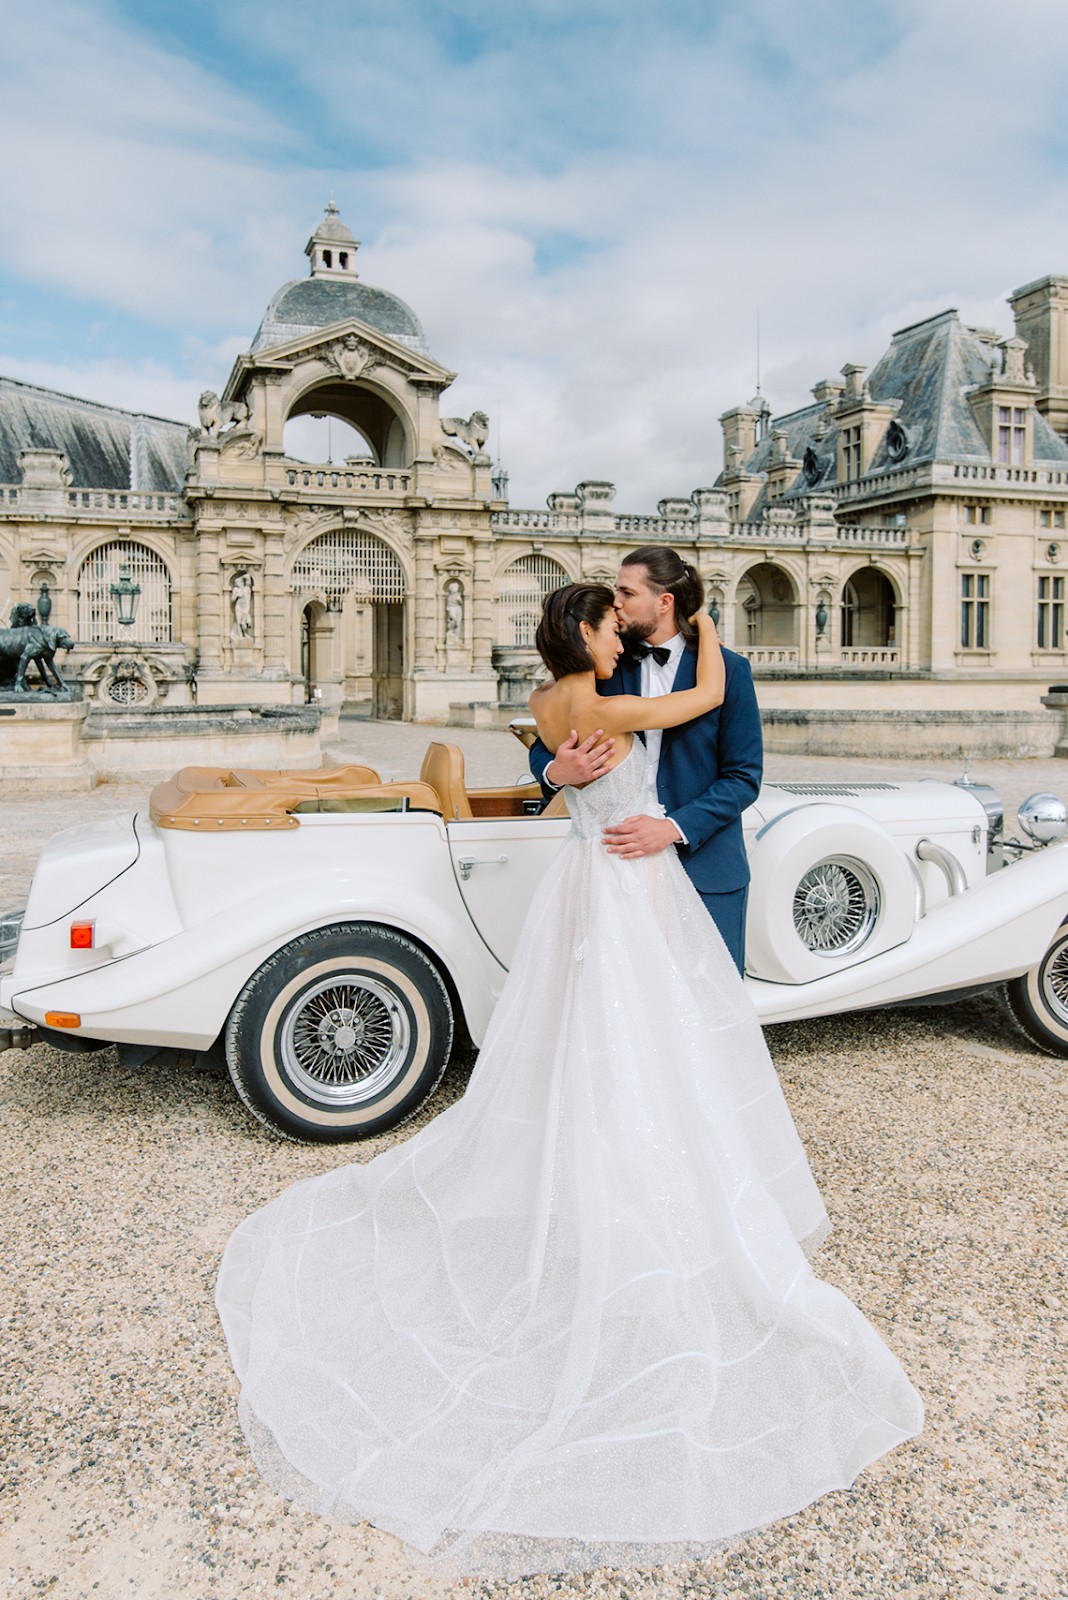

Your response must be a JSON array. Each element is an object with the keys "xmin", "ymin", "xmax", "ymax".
[{"xmin": 619, "ymin": 621, "xmax": 655, "ymax": 651}]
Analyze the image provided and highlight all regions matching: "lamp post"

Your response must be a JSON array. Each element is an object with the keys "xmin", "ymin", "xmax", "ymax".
[{"xmin": 110, "ymin": 563, "xmax": 141, "ymax": 627}]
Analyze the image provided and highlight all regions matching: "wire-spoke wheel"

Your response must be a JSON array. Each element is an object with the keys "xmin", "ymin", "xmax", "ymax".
[
  {"xmin": 1007, "ymin": 921, "xmax": 1068, "ymax": 1055},
  {"xmin": 225, "ymin": 925, "xmax": 453, "ymax": 1141},
  {"xmin": 792, "ymin": 857, "xmax": 880, "ymax": 957}
]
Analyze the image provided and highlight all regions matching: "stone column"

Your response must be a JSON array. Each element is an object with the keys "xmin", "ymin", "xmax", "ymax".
[
  {"xmin": 471, "ymin": 530, "xmax": 495, "ymax": 671},
  {"xmin": 195, "ymin": 525, "xmax": 223, "ymax": 675},
  {"xmin": 262, "ymin": 530, "xmax": 289, "ymax": 681},
  {"xmin": 412, "ymin": 525, "xmax": 436, "ymax": 673}
]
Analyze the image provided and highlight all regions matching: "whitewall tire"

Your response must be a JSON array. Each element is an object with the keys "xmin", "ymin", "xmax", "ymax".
[{"xmin": 225, "ymin": 924, "xmax": 454, "ymax": 1142}]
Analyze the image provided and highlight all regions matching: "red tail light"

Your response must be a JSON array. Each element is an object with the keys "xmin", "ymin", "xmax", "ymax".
[{"xmin": 70, "ymin": 921, "xmax": 95, "ymax": 950}]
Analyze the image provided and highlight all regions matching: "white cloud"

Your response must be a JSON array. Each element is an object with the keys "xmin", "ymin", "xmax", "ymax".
[{"xmin": 0, "ymin": 354, "xmax": 199, "ymax": 425}]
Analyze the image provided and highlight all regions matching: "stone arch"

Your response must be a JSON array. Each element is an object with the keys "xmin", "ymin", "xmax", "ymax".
[
  {"xmin": 283, "ymin": 374, "xmax": 414, "ymax": 468},
  {"xmin": 733, "ymin": 561, "xmax": 799, "ymax": 648},
  {"xmin": 840, "ymin": 564, "xmax": 897, "ymax": 648},
  {"xmin": 74, "ymin": 538, "xmax": 175, "ymax": 643},
  {"xmin": 289, "ymin": 527, "xmax": 410, "ymax": 717},
  {"xmin": 300, "ymin": 599, "xmax": 328, "ymax": 702},
  {"xmin": 495, "ymin": 552, "xmax": 571, "ymax": 646}
]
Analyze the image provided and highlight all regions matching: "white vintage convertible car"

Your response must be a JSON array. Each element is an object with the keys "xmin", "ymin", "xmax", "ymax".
[{"xmin": 2, "ymin": 727, "xmax": 1067, "ymax": 1142}]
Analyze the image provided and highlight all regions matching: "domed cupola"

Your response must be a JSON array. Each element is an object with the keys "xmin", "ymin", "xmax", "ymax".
[
  {"xmin": 305, "ymin": 199, "xmax": 359, "ymax": 280},
  {"xmin": 251, "ymin": 202, "xmax": 431, "ymax": 356}
]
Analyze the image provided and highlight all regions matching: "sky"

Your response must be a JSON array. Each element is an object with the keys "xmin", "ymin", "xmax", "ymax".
[{"xmin": 3, "ymin": 0, "xmax": 1068, "ymax": 509}]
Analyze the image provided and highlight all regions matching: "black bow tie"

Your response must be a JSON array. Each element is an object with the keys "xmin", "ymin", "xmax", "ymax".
[{"xmin": 638, "ymin": 644, "xmax": 672, "ymax": 667}]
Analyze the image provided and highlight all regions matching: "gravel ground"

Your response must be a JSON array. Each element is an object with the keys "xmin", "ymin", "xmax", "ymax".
[{"xmin": 1, "ymin": 722, "xmax": 1067, "ymax": 1600}]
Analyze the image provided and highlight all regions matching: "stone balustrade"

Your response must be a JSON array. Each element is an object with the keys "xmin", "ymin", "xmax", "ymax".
[
  {"xmin": 282, "ymin": 465, "xmax": 413, "ymax": 494},
  {"xmin": 840, "ymin": 646, "xmax": 900, "ymax": 666},
  {"xmin": 0, "ymin": 485, "xmax": 182, "ymax": 516},
  {"xmin": 736, "ymin": 645, "xmax": 801, "ymax": 666},
  {"xmin": 66, "ymin": 489, "xmax": 182, "ymax": 517},
  {"xmin": 490, "ymin": 506, "xmax": 909, "ymax": 550}
]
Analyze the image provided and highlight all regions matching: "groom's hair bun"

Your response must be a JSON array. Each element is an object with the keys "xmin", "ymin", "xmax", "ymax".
[
  {"xmin": 536, "ymin": 584, "xmax": 616, "ymax": 679},
  {"xmin": 621, "ymin": 546, "xmax": 704, "ymax": 643}
]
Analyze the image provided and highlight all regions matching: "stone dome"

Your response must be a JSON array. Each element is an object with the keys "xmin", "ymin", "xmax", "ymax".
[{"xmin": 251, "ymin": 277, "xmax": 430, "ymax": 356}]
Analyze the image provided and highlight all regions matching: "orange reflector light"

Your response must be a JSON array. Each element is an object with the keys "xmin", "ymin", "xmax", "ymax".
[
  {"xmin": 45, "ymin": 1012, "xmax": 81, "ymax": 1029},
  {"xmin": 70, "ymin": 921, "xmax": 95, "ymax": 950}
]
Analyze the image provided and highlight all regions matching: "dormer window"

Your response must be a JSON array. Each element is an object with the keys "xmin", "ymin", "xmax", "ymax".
[
  {"xmin": 997, "ymin": 406, "xmax": 1026, "ymax": 466},
  {"xmin": 843, "ymin": 425, "xmax": 863, "ymax": 481}
]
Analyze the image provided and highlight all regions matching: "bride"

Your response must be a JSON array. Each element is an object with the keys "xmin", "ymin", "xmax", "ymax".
[{"xmin": 216, "ymin": 584, "xmax": 922, "ymax": 1577}]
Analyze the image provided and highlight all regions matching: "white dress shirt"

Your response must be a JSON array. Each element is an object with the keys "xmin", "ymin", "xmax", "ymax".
[{"xmin": 640, "ymin": 631, "xmax": 688, "ymax": 842}]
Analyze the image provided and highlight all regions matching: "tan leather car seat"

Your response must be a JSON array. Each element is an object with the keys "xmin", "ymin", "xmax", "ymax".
[{"xmin": 419, "ymin": 742, "xmax": 473, "ymax": 820}]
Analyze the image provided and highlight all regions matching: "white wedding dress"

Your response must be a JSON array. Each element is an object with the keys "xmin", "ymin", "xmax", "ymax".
[{"xmin": 216, "ymin": 742, "xmax": 922, "ymax": 1576}]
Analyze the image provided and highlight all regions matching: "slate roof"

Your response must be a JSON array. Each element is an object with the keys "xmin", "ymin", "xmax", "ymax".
[
  {"xmin": 719, "ymin": 309, "xmax": 1068, "ymax": 504},
  {"xmin": 0, "ymin": 375, "xmax": 190, "ymax": 491},
  {"xmin": 251, "ymin": 278, "xmax": 430, "ymax": 356}
]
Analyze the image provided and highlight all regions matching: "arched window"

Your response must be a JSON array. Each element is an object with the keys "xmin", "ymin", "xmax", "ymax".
[
  {"xmin": 76, "ymin": 541, "xmax": 173, "ymax": 643},
  {"xmin": 291, "ymin": 529, "xmax": 406, "ymax": 606},
  {"xmin": 840, "ymin": 569, "xmax": 895, "ymax": 648},
  {"xmin": 497, "ymin": 554, "xmax": 568, "ymax": 646}
]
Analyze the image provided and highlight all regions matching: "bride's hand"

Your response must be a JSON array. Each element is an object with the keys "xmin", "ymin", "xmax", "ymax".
[{"xmin": 692, "ymin": 609, "xmax": 718, "ymax": 635}]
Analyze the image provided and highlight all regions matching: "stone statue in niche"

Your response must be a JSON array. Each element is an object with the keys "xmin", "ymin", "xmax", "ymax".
[
  {"xmin": 230, "ymin": 571, "xmax": 254, "ymax": 641},
  {"xmin": 444, "ymin": 580, "xmax": 464, "ymax": 647}
]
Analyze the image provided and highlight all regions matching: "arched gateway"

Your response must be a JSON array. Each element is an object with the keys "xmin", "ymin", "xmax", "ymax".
[{"xmin": 291, "ymin": 530, "xmax": 407, "ymax": 717}]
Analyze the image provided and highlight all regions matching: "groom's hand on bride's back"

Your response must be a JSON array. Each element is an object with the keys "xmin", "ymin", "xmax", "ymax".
[{"xmin": 545, "ymin": 729, "xmax": 615, "ymax": 788}]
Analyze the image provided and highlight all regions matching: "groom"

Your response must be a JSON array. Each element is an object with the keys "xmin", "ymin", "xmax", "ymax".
[{"xmin": 528, "ymin": 545, "xmax": 763, "ymax": 973}]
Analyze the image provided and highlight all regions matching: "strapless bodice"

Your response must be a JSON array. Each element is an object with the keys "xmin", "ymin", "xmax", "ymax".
[{"xmin": 565, "ymin": 741, "xmax": 655, "ymax": 837}]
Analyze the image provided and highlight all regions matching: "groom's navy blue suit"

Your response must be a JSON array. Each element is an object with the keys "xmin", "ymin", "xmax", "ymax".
[{"xmin": 529, "ymin": 643, "xmax": 763, "ymax": 973}]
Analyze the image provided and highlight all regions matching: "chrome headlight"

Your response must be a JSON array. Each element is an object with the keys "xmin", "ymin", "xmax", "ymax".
[
  {"xmin": 0, "ymin": 909, "xmax": 25, "ymax": 964},
  {"xmin": 1018, "ymin": 793, "xmax": 1068, "ymax": 845}
]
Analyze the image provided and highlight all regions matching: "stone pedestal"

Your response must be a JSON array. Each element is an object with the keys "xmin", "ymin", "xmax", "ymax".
[
  {"xmin": 0, "ymin": 697, "xmax": 95, "ymax": 795},
  {"xmin": 79, "ymin": 704, "xmax": 326, "ymax": 779},
  {"xmin": 1041, "ymin": 690, "xmax": 1068, "ymax": 756}
]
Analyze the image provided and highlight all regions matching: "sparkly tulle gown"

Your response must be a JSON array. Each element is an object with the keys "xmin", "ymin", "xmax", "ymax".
[{"xmin": 216, "ymin": 741, "xmax": 922, "ymax": 1576}]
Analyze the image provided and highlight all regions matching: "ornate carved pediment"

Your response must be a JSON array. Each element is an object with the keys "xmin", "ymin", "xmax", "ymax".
[
  {"xmin": 320, "ymin": 334, "xmax": 381, "ymax": 382},
  {"xmin": 218, "ymin": 551, "xmax": 265, "ymax": 570},
  {"xmin": 248, "ymin": 320, "xmax": 456, "ymax": 387},
  {"xmin": 434, "ymin": 556, "xmax": 473, "ymax": 579}
]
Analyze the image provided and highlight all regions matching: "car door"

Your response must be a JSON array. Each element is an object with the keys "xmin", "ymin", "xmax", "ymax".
[{"xmin": 446, "ymin": 816, "xmax": 569, "ymax": 967}]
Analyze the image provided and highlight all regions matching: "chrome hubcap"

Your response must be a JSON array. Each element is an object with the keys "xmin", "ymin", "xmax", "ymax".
[
  {"xmin": 793, "ymin": 858, "xmax": 879, "ymax": 956},
  {"xmin": 282, "ymin": 975, "xmax": 410, "ymax": 1105}
]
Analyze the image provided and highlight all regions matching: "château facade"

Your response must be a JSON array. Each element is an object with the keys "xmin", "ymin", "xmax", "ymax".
[{"xmin": 3, "ymin": 204, "xmax": 1068, "ymax": 758}]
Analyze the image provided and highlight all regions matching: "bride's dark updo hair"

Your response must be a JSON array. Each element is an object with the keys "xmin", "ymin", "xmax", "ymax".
[
  {"xmin": 535, "ymin": 583, "xmax": 616, "ymax": 679},
  {"xmin": 622, "ymin": 545, "xmax": 704, "ymax": 645}
]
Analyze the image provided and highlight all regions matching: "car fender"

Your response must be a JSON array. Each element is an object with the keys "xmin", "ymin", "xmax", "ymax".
[
  {"xmin": 8, "ymin": 871, "xmax": 504, "ymax": 1050},
  {"xmin": 746, "ymin": 803, "xmax": 918, "ymax": 983},
  {"xmin": 748, "ymin": 839, "xmax": 1068, "ymax": 1022}
]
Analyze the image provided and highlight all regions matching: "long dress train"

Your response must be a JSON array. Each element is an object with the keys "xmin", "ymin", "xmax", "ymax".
[{"xmin": 215, "ymin": 742, "xmax": 922, "ymax": 1576}]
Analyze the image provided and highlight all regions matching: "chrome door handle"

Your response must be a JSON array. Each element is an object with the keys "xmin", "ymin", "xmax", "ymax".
[{"xmin": 457, "ymin": 855, "xmax": 508, "ymax": 882}]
